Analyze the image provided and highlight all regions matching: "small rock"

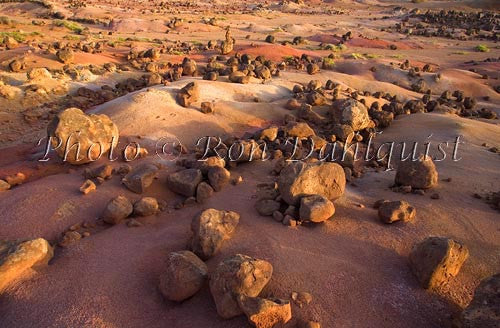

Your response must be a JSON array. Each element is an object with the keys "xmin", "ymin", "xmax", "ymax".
[
  {"xmin": 127, "ymin": 219, "xmax": 142, "ymax": 227},
  {"xmin": 284, "ymin": 122, "xmax": 315, "ymax": 138},
  {"xmin": 200, "ymin": 101, "xmax": 214, "ymax": 114},
  {"xmin": 238, "ymin": 295, "xmax": 292, "ymax": 328},
  {"xmin": 255, "ymin": 199, "xmax": 281, "ymax": 216},
  {"xmin": 273, "ymin": 211, "xmax": 284, "ymax": 222},
  {"xmin": 307, "ymin": 63, "xmax": 319, "ymax": 75},
  {"xmin": 59, "ymin": 231, "xmax": 81, "ymax": 247},
  {"xmin": 85, "ymin": 164, "xmax": 113, "ymax": 180},
  {"xmin": 231, "ymin": 175, "xmax": 243, "ymax": 185},
  {"xmin": 79, "ymin": 179, "xmax": 96, "ymax": 195},
  {"xmin": 378, "ymin": 200, "xmax": 416, "ymax": 224},
  {"xmin": 0, "ymin": 179, "xmax": 11, "ymax": 191},
  {"xmin": 283, "ymin": 215, "xmax": 297, "ymax": 227},
  {"xmin": 176, "ymin": 82, "xmax": 199, "ymax": 107},
  {"xmin": 196, "ymin": 181, "xmax": 214, "ymax": 203},
  {"xmin": 166, "ymin": 168, "xmax": 203, "ymax": 197},
  {"xmin": 291, "ymin": 291, "xmax": 313, "ymax": 308},
  {"xmin": 56, "ymin": 48, "xmax": 74, "ymax": 64},
  {"xmin": 373, "ymin": 199, "xmax": 388, "ymax": 209},
  {"xmin": 258, "ymin": 126, "xmax": 278, "ymax": 142},
  {"xmin": 102, "ymin": 195, "xmax": 133, "ymax": 225},
  {"xmin": 299, "ymin": 194, "xmax": 335, "ymax": 223},
  {"xmin": 5, "ymin": 172, "xmax": 25, "ymax": 186},
  {"xmin": 207, "ymin": 166, "xmax": 230, "ymax": 192},
  {"xmin": 133, "ymin": 197, "xmax": 158, "ymax": 216},
  {"xmin": 300, "ymin": 321, "xmax": 321, "ymax": 328},
  {"xmin": 122, "ymin": 163, "xmax": 159, "ymax": 194}
]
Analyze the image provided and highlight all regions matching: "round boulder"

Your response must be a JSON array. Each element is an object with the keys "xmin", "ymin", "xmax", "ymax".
[
  {"xmin": 159, "ymin": 250, "xmax": 208, "ymax": 302},
  {"xmin": 278, "ymin": 161, "xmax": 346, "ymax": 205}
]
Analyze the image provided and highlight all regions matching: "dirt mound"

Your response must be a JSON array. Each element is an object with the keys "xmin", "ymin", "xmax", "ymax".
[{"xmin": 236, "ymin": 44, "xmax": 321, "ymax": 62}]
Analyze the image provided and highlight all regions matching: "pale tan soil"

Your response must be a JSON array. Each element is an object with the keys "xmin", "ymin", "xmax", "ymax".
[{"xmin": 0, "ymin": 0, "xmax": 499, "ymax": 327}]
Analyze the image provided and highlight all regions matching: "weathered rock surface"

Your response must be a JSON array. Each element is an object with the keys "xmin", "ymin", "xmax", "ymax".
[
  {"xmin": 278, "ymin": 161, "xmax": 346, "ymax": 205},
  {"xmin": 47, "ymin": 108, "xmax": 119, "ymax": 165},
  {"xmin": 159, "ymin": 250, "xmax": 208, "ymax": 302},
  {"xmin": 0, "ymin": 238, "xmax": 53, "ymax": 292},
  {"xmin": 190, "ymin": 209, "xmax": 240, "ymax": 260},
  {"xmin": 331, "ymin": 98, "xmax": 371, "ymax": 131},
  {"xmin": 56, "ymin": 48, "xmax": 74, "ymax": 64},
  {"xmin": 176, "ymin": 82, "xmax": 200, "ymax": 107},
  {"xmin": 378, "ymin": 200, "xmax": 416, "ymax": 224},
  {"xmin": 79, "ymin": 179, "xmax": 96, "ymax": 195},
  {"xmin": 284, "ymin": 122, "xmax": 315, "ymax": 138},
  {"xmin": 238, "ymin": 295, "xmax": 292, "ymax": 328},
  {"xmin": 409, "ymin": 237, "xmax": 469, "ymax": 289},
  {"xmin": 209, "ymin": 254, "xmax": 273, "ymax": 319}
]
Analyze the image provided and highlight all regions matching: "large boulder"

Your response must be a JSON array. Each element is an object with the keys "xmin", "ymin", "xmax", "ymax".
[
  {"xmin": 395, "ymin": 155, "xmax": 438, "ymax": 189},
  {"xmin": 278, "ymin": 161, "xmax": 346, "ymax": 205},
  {"xmin": 238, "ymin": 295, "xmax": 292, "ymax": 328},
  {"xmin": 209, "ymin": 254, "xmax": 273, "ymax": 319},
  {"xmin": 47, "ymin": 108, "xmax": 119, "ymax": 165},
  {"xmin": 409, "ymin": 237, "xmax": 469, "ymax": 289},
  {"xmin": 0, "ymin": 238, "xmax": 53, "ymax": 292},
  {"xmin": 122, "ymin": 163, "xmax": 159, "ymax": 194},
  {"xmin": 166, "ymin": 169, "xmax": 203, "ymax": 197},
  {"xmin": 190, "ymin": 209, "xmax": 240, "ymax": 260},
  {"xmin": 460, "ymin": 273, "xmax": 500, "ymax": 328},
  {"xmin": 299, "ymin": 194, "xmax": 335, "ymax": 223},
  {"xmin": 330, "ymin": 98, "xmax": 371, "ymax": 131},
  {"xmin": 158, "ymin": 250, "xmax": 208, "ymax": 302}
]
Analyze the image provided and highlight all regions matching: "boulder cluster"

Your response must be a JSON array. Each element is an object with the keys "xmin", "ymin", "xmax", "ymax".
[
  {"xmin": 255, "ymin": 161, "xmax": 345, "ymax": 226},
  {"xmin": 157, "ymin": 207, "xmax": 293, "ymax": 327},
  {"xmin": 392, "ymin": 9, "xmax": 499, "ymax": 41}
]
